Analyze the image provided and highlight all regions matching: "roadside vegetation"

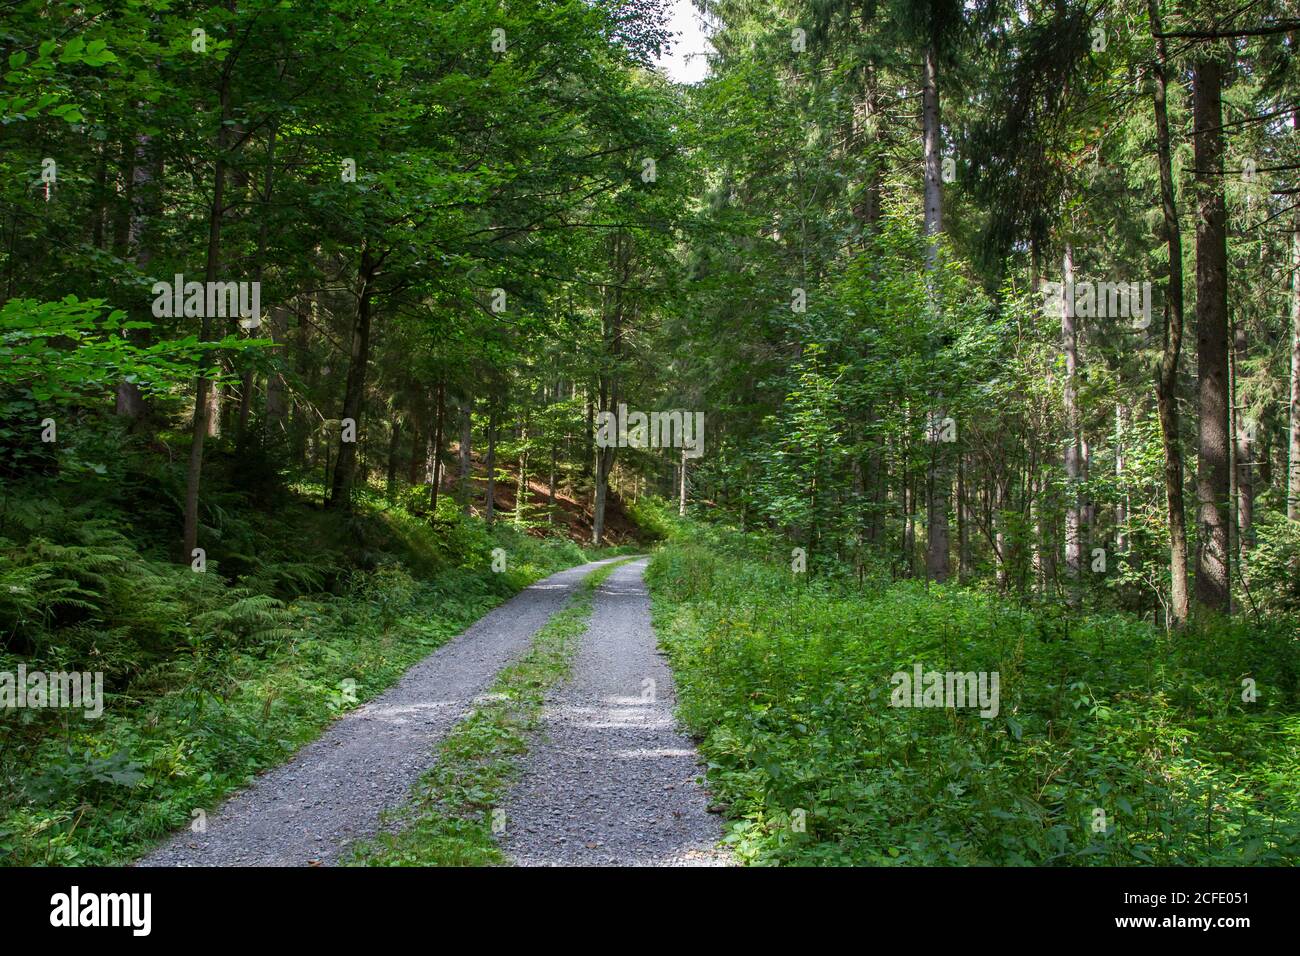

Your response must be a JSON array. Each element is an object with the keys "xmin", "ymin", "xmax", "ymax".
[
  {"xmin": 0, "ymin": 470, "xmax": 592, "ymax": 866},
  {"xmin": 646, "ymin": 510, "xmax": 1300, "ymax": 866}
]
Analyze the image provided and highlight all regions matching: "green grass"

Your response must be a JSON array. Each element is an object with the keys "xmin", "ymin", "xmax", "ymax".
[
  {"xmin": 646, "ymin": 524, "xmax": 1300, "ymax": 866},
  {"xmin": 585, "ymin": 543, "xmax": 647, "ymax": 560},
  {"xmin": 346, "ymin": 559, "xmax": 631, "ymax": 866},
  {"xmin": 0, "ymin": 482, "xmax": 590, "ymax": 866}
]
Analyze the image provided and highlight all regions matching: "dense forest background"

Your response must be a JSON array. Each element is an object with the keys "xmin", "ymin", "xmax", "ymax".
[{"xmin": 2, "ymin": 0, "xmax": 1299, "ymax": 865}]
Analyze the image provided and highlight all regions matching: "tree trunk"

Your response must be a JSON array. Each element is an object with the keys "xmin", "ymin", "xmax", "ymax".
[
  {"xmin": 678, "ymin": 449, "xmax": 688, "ymax": 517},
  {"xmin": 548, "ymin": 385, "xmax": 558, "ymax": 526},
  {"xmin": 925, "ymin": 439, "xmax": 950, "ymax": 583},
  {"xmin": 853, "ymin": 55, "xmax": 884, "ymax": 237},
  {"xmin": 291, "ymin": 298, "xmax": 313, "ymax": 467},
  {"xmin": 236, "ymin": 372, "xmax": 254, "ymax": 440},
  {"xmin": 1115, "ymin": 403, "xmax": 1130, "ymax": 554},
  {"xmin": 1289, "ymin": 125, "xmax": 1300, "ymax": 520},
  {"xmin": 485, "ymin": 405, "xmax": 497, "ymax": 526},
  {"xmin": 1032, "ymin": 471, "xmax": 1054, "ymax": 594},
  {"xmin": 207, "ymin": 383, "xmax": 223, "ymax": 438},
  {"xmin": 238, "ymin": 124, "xmax": 278, "ymax": 449},
  {"xmin": 92, "ymin": 145, "xmax": 108, "ymax": 250},
  {"xmin": 957, "ymin": 454, "xmax": 970, "ymax": 582},
  {"xmin": 902, "ymin": 460, "xmax": 915, "ymax": 576},
  {"xmin": 921, "ymin": 38, "xmax": 949, "ymax": 583},
  {"xmin": 1192, "ymin": 57, "xmax": 1231, "ymax": 615},
  {"xmin": 994, "ymin": 473, "xmax": 1009, "ymax": 591},
  {"xmin": 459, "ymin": 397, "xmax": 473, "ymax": 515},
  {"xmin": 921, "ymin": 40, "xmax": 943, "ymax": 265},
  {"xmin": 592, "ymin": 232, "xmax": 627, "ymax": 547},
  {"xmin": 1232, "ymin": 324, "xmax": 1254, "ymax": 553},
  {"xmin": 116, "ymin": 131, "xmax": 155, "ymax": 421},
  {"xmin": 593, "ymin": 420, "xmax": 613, "ymax": 544},
  {"xmin": 406, "ymin": 419, "xmax": 423, "ymax": 486},
  {"xmin": 327, "ymin": 247, "xmax": 377, "ymax": 509},
  {"xmin": 583, "ymin": 391, "xmax": 594, "ymax": 484},
  {"xmin": 181, "ymin": 68, "xmax": 232, "ymax": 561},
  {"xmin": 515, "ymin": 405, "xmax": 529, "ymax": 526},
  {"xmin": 264, "ymin": 306, "xmax": 290, "ymax": 439},
  {"xmin": 1062, "ymin": 243, "xmax": 1082, "ymax": 604},
  {"xmin": 1149, "ymin": 0, "xmax": 1190, "ymax": 625},
  {"xmin": 386, "ymin": 418, "xmax": 402, "ymax": 501},
  {"xmin": 429, "ymin": 381, "xmax": 445, "ymax": 512}
]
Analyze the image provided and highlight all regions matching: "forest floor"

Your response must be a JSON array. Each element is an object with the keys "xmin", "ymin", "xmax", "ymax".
[{"xmin": 452, "ymin": 452, "xmax": 641, "ymax": 545}]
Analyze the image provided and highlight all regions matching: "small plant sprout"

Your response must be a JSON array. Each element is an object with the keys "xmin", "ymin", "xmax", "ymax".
[
  {"xmin": 40, "ymin": 418, "xmax": 56, "ymax": 443},
  {"xmin": 490, "ymin": 287, "xmax": 506, "ymax": 313},
  {"xmin": 640, "ymin": 677, "xmax": 656, "ymax": 702},
  {"xmin": 191, "ymin": 548, "xmax": 206, "ymax": 572},
  {"xmin": 1091, "ymin": 548, "xmax": 1106, "ymax": 573},
  {"xmin": 191, "ymin": 28, "xmax": 206, "ymax": 54},
  {"xmin": 190, "ymin": 809, "xmax": 207, "ymax": 833},
  {"xmin": 791, "ymin": 27, "xmax": 806, "ymax": 53},
  {"xmin": 791, "ymin": 287, "xmax": 806, "ymax": 313},
  {"xmin": 490, "ymin": 27, "xmax": 506, "ymax": 53},
  {"xmin": 491, "ymin": 807, "xmax": 506, "ymax": 834},
  {"xmin": 341, "ymin": 418, "xmax": 357, "ymax": 443},
  {"xmin": 1241, "ymin": 677, "xmax": 1258, "ymax": 703},
  {"xmin": 341, "ymin": 158, "xmax": 356, "ymax": 183},
  {"xmin": 791, "ymin": 546, "xmax": 806, "ymax": 574},
  {"xmin": 640, "ymin": 157, "xmax": 657, "ymax": 183},
  {"xmin": 491, "ymin": 547, "xmax": 507, "ymax": 573},
  {"xmin": 792, "ymin": 808, "xmax": 806, "ymax": 833}
]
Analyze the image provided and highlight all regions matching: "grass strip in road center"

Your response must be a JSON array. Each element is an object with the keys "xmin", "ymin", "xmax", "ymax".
[{"xmin": 345, "ymin": 558, "xmax": 636, "ymax": 866}]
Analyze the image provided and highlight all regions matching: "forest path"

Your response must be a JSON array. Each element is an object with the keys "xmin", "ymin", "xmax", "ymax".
[
  {"xmin": 138, "ymin": 558, "xmax": 623, "ymax": 867},
  {"xmin": 499, "ymin": 558, "xmax": 731, "ymax": 866}
]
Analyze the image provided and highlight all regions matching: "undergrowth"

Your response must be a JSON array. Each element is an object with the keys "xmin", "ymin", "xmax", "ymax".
[
  {"xmin": 0, "ymin": 470, "xmax": 593, "ymax": 865},
  {"xmin": 646, "ymin": 522, "xmax": 1300, "ymax": 866}
]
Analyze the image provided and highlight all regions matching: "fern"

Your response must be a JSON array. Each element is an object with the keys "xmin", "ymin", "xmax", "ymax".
[{"xmin": 193, "ymin": 591, "xmax": 294, "ymax": 648}]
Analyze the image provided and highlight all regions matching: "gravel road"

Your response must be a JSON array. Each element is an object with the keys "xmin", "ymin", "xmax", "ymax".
[
  {"xmin": 139, "ymin": 559, "xmax": 618, "ymax": 867},
  {"xmin": 499, "ymin": 558, "xmax": 731, "ymax": 866}
]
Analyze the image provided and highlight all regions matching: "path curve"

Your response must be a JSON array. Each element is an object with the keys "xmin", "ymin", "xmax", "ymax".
[
  {"xmin": 139, "ymin": 559, "xmax": 620, "ymax": 867},
  {"xmin": 499, "ymin": 558, "xmax": 731, "ymax": 866}
]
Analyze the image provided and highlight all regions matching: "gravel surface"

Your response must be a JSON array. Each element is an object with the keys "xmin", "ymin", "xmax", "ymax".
[
  {"xmin": 139, "ymin": 559, "xmax": 618, "ymax": 868},
  {"xmin": 500, "ymin": 558, "xmax": 731, "ymax": 866}
]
